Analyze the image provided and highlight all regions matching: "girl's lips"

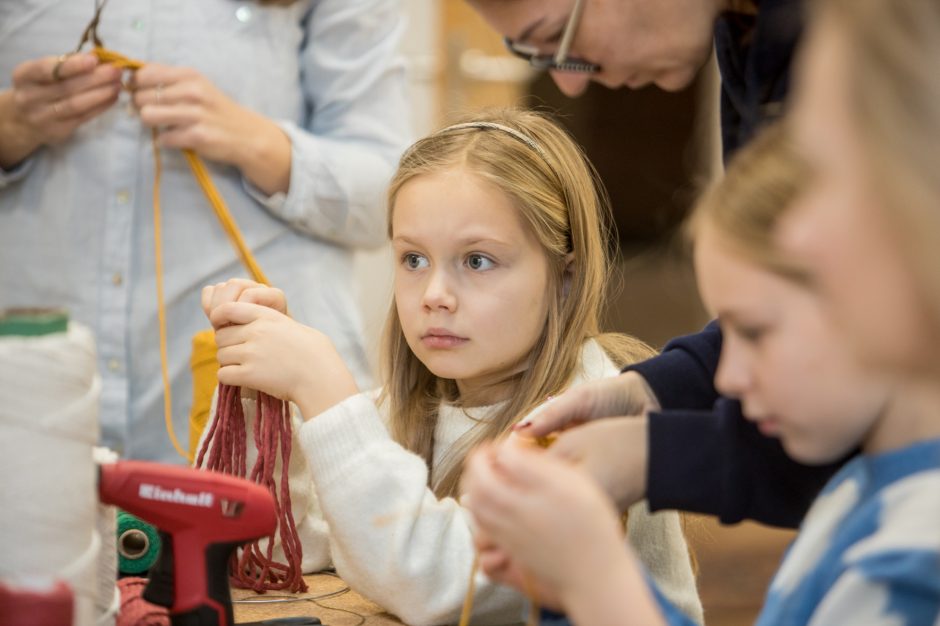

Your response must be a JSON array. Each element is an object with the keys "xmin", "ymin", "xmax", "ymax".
[{"xmin": 421, "ymin": 331, "xmax": 468, "ymax": 349}]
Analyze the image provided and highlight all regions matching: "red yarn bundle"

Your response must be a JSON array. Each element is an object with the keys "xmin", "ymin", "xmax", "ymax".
[{"xmin": 196, "ymin": 384, "xmax": 307, "ymax": 593}]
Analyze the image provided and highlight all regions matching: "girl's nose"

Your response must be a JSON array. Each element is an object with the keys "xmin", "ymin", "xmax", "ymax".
[{"xmin": 422, "ymin": 270, "xmax": 457, "ymax": 312}]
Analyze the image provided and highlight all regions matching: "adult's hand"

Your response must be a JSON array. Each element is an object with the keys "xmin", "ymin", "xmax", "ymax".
[
  {"xmin": 0, "ymin": 52, "xmax": 122, "ymax": 168},
  {"xmin": 131, "ymin": 64, "xmax": 291, "ymax": 195},
  {"xmin": 513, "ymin": 371, "xmax": 660, "ymax": 437}
]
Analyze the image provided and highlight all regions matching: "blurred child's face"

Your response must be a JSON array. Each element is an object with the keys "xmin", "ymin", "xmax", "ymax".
[
  {"xmin": 695, "ymin": 224, "xmax": 889, "ymax": 464},
  {"xmin": 781, "ymin": 19, "xmax": 935, "ymax": 374},
  {"xmin": 391, "ymin": 167, "xmax": 552, "ymax": 404}
]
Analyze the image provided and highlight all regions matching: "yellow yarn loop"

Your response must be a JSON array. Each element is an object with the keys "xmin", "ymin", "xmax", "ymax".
[{"xmin": 93, "ymin": 47, "xmax": 269, "ymax": 462}]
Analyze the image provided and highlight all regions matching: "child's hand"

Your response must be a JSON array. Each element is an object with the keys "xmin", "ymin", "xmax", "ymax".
[
  {"xmin": 543, "ymin": 417, "xmax": 649, "ymax": 512},
  {"xmin": 202, "ymin": 278, "xmax": 287, "ymax": 327},
  {"xmin": 461, "ymin": 442, "xmax": 628, "ymax": 607},
  {"xmin": 472, "ymin": 528, "xmax": 564, "ymax": 610},
  {"xmin": 210, "ymin": 301, "xmax": 358, "ymax": 418}
]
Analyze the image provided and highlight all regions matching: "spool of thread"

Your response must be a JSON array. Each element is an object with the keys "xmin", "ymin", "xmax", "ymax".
[
  {"xmin": 0, "ymin": 311, "xmax": 101, "ymax": 626},
  {"xmin": 116, "ymin": 512, "xmax": 161, "ymax": 576},
  {"xmin": 0, "ymin": 307, "xmax": 69, "ymax": 337}
]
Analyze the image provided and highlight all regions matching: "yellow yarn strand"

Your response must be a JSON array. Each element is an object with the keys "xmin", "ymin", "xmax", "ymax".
[
  {"xmin": 150, "ymin": 128, "xmax": 189, "ymax": 461},
  {"xmin": 92, "ymin": 47, "xmax": 269, "ymax": 462},
  {"xmin": 458, "ymin": 543, "xmax": 543, "ymax": 626},
  {"xmin": 181, "ymin": 151, "xmax": 269, "ymax": 284},
  {"xmin": 522, "ymin": 575, "xmax": 541, "ymax": 626},
  {"xmin": 92, "ymin": 48, "xmax": 142, "ymax": 71},
  {"xmin": 459, "ymin": 435, "xmax": 556, "ymax": 626},
  {"xmin": 458, "ymin": 554, "xmax": 479, "ymax": 626}
]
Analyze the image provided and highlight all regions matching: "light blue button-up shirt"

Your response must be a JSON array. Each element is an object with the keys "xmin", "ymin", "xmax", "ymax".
[{"xmin": 0, "ymin": 0, "xmax": 412, "ymax": 461}]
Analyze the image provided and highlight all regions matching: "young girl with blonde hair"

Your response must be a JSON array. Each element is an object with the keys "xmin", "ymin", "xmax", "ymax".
[
  {"xmin": 200, "ymin": 109, "xmax": 702, "ymax": 625},
  {"xmin": 463, "ymin": 118, "xmax": 940, "ymax": 624}
]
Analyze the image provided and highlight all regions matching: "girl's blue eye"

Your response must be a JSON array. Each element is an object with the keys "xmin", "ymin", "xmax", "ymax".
[
  {"xmin": 403, "ymin": 253, "xmax": 429, "ymax": 270},
  {"xmin": 466, "ymin": 254, "xmax": 495, "ymax": 271}
]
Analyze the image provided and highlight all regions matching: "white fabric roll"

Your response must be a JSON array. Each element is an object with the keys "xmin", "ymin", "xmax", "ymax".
[
  {"xmin": 94, "ymin": 446, "xmax": 119, "ymax": 626},
  {"xmin": 0, "ymin": 322, "xmax": 101, "ymax": 626}
]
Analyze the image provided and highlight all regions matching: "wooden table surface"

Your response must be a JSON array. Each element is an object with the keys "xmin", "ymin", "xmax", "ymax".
[{"xmin": 232, "ymin": 573, "xmax": 403, "ymax": 626}]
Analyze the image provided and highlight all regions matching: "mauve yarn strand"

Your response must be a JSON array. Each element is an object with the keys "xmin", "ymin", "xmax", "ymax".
[
  {"xmin": 278, "ymin": 410, "xmax": 304, "ymax": 581},
  {"xmin": 240, "ymin": 393, "xmax": 299, "ymax": 591},
  {"xmin": 196, "ymin": 385, "xmax": 307, "ymax": 593}
]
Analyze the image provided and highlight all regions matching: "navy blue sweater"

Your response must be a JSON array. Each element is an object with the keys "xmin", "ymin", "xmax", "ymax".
[
  {"xmin": 714, "ymin": 0, "xmax": 803, "ymax": 158},
  {"xmin": 629, "ymin": 0, "xmax": 846, "ymax": 529}
]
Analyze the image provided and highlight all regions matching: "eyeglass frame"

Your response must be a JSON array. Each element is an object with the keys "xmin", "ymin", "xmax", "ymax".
[{"xmin": 503, "ymin": 0, "xmax": 600, "ymax": 74}]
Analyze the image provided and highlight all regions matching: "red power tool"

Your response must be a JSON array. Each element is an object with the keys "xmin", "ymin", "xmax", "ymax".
[{"xmin": 99, "ymin": 460, "xmax": 277, "ymax": 626}]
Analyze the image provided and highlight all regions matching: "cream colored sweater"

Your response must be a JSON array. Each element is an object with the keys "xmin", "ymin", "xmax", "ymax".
[{"xmin": 200, "ymin": 341, "xmax": 703, "ymax": 626}]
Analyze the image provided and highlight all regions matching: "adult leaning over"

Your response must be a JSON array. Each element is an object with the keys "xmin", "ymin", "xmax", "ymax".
[{"xmin": 466, "ymin": 0, "xmax": 841, "ymax": 528}]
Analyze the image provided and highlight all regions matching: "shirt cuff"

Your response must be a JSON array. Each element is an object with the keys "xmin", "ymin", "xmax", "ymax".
[
  {"xmin": 0, "ymin": 155, "xmax": 37, "ymax": 189},
  {"xmin": 624, "ymin": 322, "xmax": 722, "ymax": 411},
  {"xmin": 626, "ymin": 348, "xmax": 713, "ymax": 411},
  {"xmin": 241, "ymin": 175, "xmax": 288, "ymax": 212},
  {"xmin": 239, "ymin": 119, "xmax": 298, "ymax": 214}
]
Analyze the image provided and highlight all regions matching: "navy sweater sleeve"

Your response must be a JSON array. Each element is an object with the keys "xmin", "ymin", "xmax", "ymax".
[
  {"xmin": 646, "ymin": 398, "xmax": 848, "ymax": 528},
  {"xmin": 626, "ymin": 321, "xmax": 722, "ymax": 411}
]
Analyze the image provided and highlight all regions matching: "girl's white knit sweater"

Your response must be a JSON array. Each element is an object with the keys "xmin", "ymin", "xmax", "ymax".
[{"xmin": 202, "ymin": 340, "xmax": 703, "ymax": 625}]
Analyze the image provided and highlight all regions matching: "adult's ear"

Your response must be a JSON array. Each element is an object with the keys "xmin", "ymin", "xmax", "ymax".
[{"xmin": 562, "ymin": 252, "xmax": 575, "ymax": 298}]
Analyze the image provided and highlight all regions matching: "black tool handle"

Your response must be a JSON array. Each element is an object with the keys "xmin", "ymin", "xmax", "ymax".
[
  {"xmin": 144, "ymin": 534, "xmax": 241, "ymax": 626},
  {"xmin": 142, "ymin": 531, "xmax": 174, "ymax": 608}
]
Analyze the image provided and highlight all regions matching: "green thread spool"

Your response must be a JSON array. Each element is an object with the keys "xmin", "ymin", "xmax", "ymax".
[
  {"xmin": 116, "ymin": 511, "xmax": 161, "ymax": 575},
  {"xmin": 0, "ymin": 308, "xmax": 69, "ymax": 337}
]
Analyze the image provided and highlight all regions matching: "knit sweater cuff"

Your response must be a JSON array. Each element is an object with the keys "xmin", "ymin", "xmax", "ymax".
[
  {"xmin": 297, "ymin": 393, "xmax": 388, "ymax": 490},
  {"xmin": 0, "ymin": 154, "xmax": 36, "ymax": 189}
]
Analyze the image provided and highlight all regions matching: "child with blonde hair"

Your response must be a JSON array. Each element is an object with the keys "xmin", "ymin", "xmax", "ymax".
[
  {"xmin": 463, "ymin": 120, "xmax": 940, "ymax": 624},
  {"xmin": 200, "ymin": 109, "xmax": 702, "ymax": 625}
]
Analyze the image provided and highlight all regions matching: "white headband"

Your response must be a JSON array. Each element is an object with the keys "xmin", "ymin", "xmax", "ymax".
[{"xmin": 435, "ymin": 121, "xmax": 548, "ymax": 158}]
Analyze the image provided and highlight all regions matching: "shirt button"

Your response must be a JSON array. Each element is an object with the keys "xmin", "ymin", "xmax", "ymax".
[
  {"xmin": 235, "ymin": 6, "xmax": 252, "ymax": 22},
  {"xmin": 131, "ymin": 18, "xmax": 145, "ymax": 31},
  {"xmin": 107, "ymin": 358, "xmax": 121, "ymax": 372},
  {"xmin": 111, "ymin": 272, "xmax": 123, "ymax": 286},
  {"xmin": 116, "ymin": 190, "xmax": 131, "ymax": 204}
]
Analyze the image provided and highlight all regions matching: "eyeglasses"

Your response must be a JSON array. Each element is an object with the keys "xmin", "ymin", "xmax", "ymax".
[{"xmin": 503, "ymin": 0, "xmax": 600, "ymax": 74}]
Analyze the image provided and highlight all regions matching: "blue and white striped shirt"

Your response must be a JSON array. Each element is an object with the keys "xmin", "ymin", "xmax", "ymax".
[{"xmin": 653, "ymin": 437, "xmax": 940, "ymax": 625}]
